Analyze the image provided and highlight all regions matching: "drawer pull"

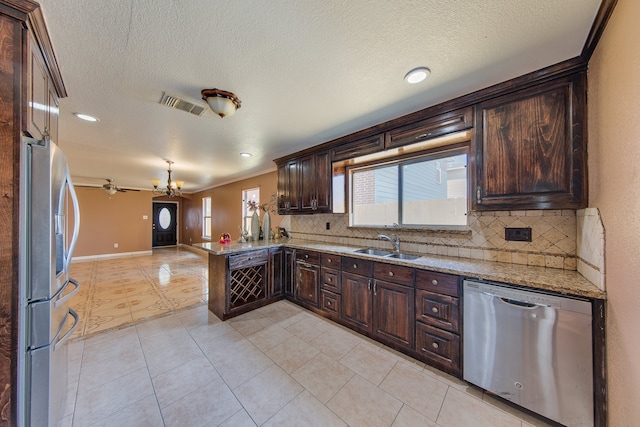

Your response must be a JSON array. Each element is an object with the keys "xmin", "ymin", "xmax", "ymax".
[
  {"xmin": 327, "ymin": 301, "xmax": 331, "ymax": 306},
  {"xmin": 388, "ymin": 271, "xmax": 394, "ymax": 277},
  {"xmin": 432, "ymin": 342, "xmax": 439, "ymax": 349},
  {"xmin": 353, "ymin": 264, "xmax": 358, "ymax": 269},
  {"xmin": 431, "ymin": 307, "xmax": 439, "ymax": 313},
  {"xmin": 305, "ymin": 254, "xmax": 309, "ymax": 259},
  {"xmin": 432, "ymin": 279, "xmax": 438, "ymax": 286},
  {"xmin": 328, "ymin": 277, "xmax": 332, "ymax": 282},
  {"xmin": 328, "ymin": 258, "xmax": 332, "ymax": 263}
]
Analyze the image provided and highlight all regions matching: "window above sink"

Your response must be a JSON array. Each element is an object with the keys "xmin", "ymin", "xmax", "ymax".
[{"xmin": 347, "ymin": 147, "xmax": 468, "ymax": 229}]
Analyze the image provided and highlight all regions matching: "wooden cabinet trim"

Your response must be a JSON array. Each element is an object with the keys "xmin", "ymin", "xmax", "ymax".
[{"xmin": 385, "ymin": 107, "xmax": 473, "ymax": 150}]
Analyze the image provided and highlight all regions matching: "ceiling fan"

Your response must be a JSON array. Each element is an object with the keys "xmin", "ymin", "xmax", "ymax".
[{"xmin": 99, "ymin": 179, "xmax": 139, "ymax": 195}]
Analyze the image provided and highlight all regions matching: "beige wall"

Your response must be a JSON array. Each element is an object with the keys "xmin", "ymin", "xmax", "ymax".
[
  {"xmin": 588, "ymin": 0, "xmax": 640, "ymax": 423},
  {"xmin": 73, "ymin": 187, "xmax": 153, "ymax": 257},
  {"xmin": 182, "ymin": 171, "xmax": 282, "ymax": 245}
]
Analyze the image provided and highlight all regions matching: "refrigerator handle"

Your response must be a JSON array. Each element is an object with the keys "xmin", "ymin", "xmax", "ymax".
[
  {"xmin": 53, "ymin": 308, "xmax": 79, "ymax": 352},
  {"xmin": 65, "ymin": 167, "xmax": 81, "ymax": 272},
  {"xmin": 54, "ymin": 278, "xmax": 80, "ymax": 308}
]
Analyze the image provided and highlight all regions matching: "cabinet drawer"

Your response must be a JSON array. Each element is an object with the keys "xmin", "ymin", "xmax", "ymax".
[
  {"xmin": 296, "ymin": 249, "xmax": 320, "ymax": 265},
  {"xmin": 415, "ymin": 270, "xmax": 459, "ymax": 297},
  {"xmin": 321, "ymin": 268, "xmax": 341, "ymax": 294},
  {"xmin": 331, "ymin": 133, "xmax": 384, "ymax": 161},
  {"xmin": 321, "ymin": 290, "xmax": 341, "ymax": 317},
  {"xmin": 416, "ymin": 290, "xmax": 459, "ymax": 333},
  {"xmin": 416, "ymin": 322, "xmax": 460, "ymax": 374},
  {"xmin": 228, "ymin": 250, "xmax": 268, "ymax": 270},
  {"xmin": 321, "ymin": 253, "xmax": 342, "ymax": 269},
  {"xmin": 342, "ymin": 257, "xmax": 373, "ymax": 276},
  {"xmin": 374, "ymin": 262, "xmax": 414, "ymax": 287},
  {"xmin": 386, "ymin": 107, "xmax": 473, "ymax": 150}
]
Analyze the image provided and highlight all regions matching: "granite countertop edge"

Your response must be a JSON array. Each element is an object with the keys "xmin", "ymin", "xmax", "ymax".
[{"xmin": 194, "ymin": 239, "xmax": 605, "ymax": 299}]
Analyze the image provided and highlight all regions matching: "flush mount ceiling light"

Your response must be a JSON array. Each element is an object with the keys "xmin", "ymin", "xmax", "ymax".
[
  {"xmin": 240, "ymin": 152, "xmax": 252, "ymax": 158},
  {"xmin": 73, "ymin": 112, "xmax": 99, "ymax": 122},
  {"xmin": 404, "ymin": 67, "xmax": 431, "ymax": 84},
  {"xmin": 201, "ymin": 88, "xmax": 241, "ymax": 118},
  {"xmin": 150, "ymin": 160, "xmax": 184, "ymax": 197}
]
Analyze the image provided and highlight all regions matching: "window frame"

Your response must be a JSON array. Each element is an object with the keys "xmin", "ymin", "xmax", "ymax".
[
  {"xmin": 241, "ymin": 187, "xmax": 260, "ymax": 234},
  {"xmin": 347, "ymin": 145, "xmax": 469, "ymax": 229},
  {"xmin": 202, "ymin": 197, "xmax": 212, "ymax": 239}
]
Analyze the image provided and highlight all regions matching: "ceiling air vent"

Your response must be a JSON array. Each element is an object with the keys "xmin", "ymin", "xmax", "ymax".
[{"xmin": 159, "ymin": 92, "xmax": 207, "ymax": 117}]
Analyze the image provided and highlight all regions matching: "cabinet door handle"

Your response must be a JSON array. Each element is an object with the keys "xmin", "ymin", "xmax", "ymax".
[
  {"xmin": 367, "ymin": 279, "xmax": 372, "ymax": 292},
  {"xmin": 432, "ymin": 279, "xmax": 438, "ymax": 286},
  {"xmin": 476, "ymin": 186, "xmax": 482, "ymax": 203},
  {"xmin": 373, "ymin": 279, "xmax": 377, "ymax": 296}
]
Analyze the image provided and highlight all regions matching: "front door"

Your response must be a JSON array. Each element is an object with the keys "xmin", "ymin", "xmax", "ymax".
[{"xmin": 152, "ymin": 202, "xmax": 177, "ymax": 247}]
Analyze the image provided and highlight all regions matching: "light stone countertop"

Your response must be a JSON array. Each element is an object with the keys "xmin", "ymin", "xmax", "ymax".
[{"xmin": 195, "ymin": 239, "xmax": 605, "ymax": 299}]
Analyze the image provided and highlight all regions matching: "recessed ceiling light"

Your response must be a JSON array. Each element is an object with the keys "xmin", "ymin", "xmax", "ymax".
[
  {"xmin": 404, "ymin": 67, "xmax": 431, "ymax": 84},
  {"xmin": 240, "ymin": 152, "xmax": 252, "ymax": 158},
  {"xmin": 73, "ymin": 113, "xmax": 99, "ymax": 122}
]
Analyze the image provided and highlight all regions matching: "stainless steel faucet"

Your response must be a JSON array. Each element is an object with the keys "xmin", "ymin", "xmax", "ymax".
[{"xmin": 378, "ymin": 233, "xmax": 400, "ymax": 252}]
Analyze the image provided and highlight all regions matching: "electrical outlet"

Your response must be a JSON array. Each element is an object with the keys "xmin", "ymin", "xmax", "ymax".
[
  {"xmin": 326, "ymin": 222, "xmax": 331, "ymax": 230},
  {"xmin": 114, "ymin": 243, "xmax": 119, "ymax": 248},
  {"xmin": 504, "ymin": 227, "xmax": 532, "ymax": 242}
]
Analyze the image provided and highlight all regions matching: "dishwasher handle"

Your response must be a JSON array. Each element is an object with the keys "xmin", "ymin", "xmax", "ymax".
[{"xmin": 481, "ymin": 291, "xmax": 541, "ymax": 309}]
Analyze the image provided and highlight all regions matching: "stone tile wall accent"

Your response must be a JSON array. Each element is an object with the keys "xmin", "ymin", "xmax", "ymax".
[
  {"xmin": 576, "ymin": 208, "xmax": 605, "ymax": 290},
  {"xmin": 286, "ymin": 210, "xmax": 577, "ymax": 270}
]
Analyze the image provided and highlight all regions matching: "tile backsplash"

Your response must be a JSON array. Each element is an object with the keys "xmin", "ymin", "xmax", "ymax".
[
  {"xmin": 576, "ymin": 208, "xmax": 605, "ymax": 291},
  {"xmin": 284, "ymin": 210, "xmax": 577, "ymax": 270}
]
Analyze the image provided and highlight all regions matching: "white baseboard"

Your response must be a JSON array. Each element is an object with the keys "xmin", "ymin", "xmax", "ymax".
[{"xmin": 72, "ymin": 250, "xmax": 153, "ymax": 262}]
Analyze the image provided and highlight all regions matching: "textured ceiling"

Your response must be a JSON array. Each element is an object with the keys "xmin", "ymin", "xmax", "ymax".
[{"xmin": 37, "ymin": 0, "xmax": 601, "ymax": 192}]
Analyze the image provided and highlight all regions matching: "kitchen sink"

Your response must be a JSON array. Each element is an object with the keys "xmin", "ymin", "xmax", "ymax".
[
  {"xmin": 354, "ymin": 248, "xmax": 421, "ymax": 260},
  {"xmin": 386, "ymin": 252, "xmax": 421, "ymax": 260},
  {"xmin": 354, "ymin": 248, "xmax": 393, "ymax": 256}
]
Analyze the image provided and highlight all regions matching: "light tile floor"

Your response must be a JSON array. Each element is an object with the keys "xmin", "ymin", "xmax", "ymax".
[
  {"xmin": 68, "ymin": 247, "xmax": 208, "ymax": 339},
  {"xmin": 61, "ymin": 249, "xmax": 555, "ymax": 427}
]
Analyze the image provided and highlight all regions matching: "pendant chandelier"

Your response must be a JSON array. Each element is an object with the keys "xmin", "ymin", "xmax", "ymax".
[{"xmin": 150, "ymin": 160, "xmax": 184, "ymax": 197}]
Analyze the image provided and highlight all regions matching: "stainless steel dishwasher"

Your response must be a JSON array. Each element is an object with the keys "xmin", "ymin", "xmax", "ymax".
[{"xmin": 463, "ymin": 280, "xmax": 593, "ymax": 426}]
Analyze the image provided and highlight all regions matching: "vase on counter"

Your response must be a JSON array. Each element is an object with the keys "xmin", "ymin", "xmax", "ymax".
[
  {"xmin": 262, "ymin": 211, "xmax": 271, "ymax": 241},
  {"xmin": 251, "ymin": 211, "xmax": 260, "ymax": 241}
]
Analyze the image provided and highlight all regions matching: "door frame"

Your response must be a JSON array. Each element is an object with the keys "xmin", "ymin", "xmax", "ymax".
[{"xmin": 152, "ymin": 200, "xmax": 180, "ymax": 247}]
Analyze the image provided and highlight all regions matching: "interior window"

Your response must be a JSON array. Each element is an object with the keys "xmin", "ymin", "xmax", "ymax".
[
  {"xmin": 241, "ymin": 187, "xmax": 260, "ymax": 234},
  {"xmin": 349, "ymin": 150, "xmax": 468, "ymax": 227},
  {"xmin": 202, "ymin": 197, "xmax": 212, "ymax": 238}
]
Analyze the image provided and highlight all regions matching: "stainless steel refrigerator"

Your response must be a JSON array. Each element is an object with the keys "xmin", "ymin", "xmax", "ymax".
[{"xmin": 18, "ymin": 136, "xmax": 81, "ymax": 426}]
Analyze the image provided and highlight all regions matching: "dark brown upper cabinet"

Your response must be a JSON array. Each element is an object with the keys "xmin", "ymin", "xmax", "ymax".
[
  {"xmin": 331, "ymin": 133, "xmax": 385, "ymax": 161},
  {"xmin": 472, "ymin": 73, "xmax": 587, "ymax": 210},
  {"xmin": 300, "ymin": 151, "xmax": 331, "ymax": 213},
  {"xmin": 277, "ymin": 150, "xmax": 331, "ymax": 214},
  {"xmin": 277, "ymin": 160, "xmax": 300, "ymax": 214},
  {"xmin": 386, "ymin": 107, "xmax": 473, "ymax": 150}
]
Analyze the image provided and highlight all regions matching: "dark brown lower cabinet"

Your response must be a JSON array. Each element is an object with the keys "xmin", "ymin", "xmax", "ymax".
[
  {"xmin": 320, "ymin": 290, "xmax": 341, "ymax": 318},
  {"xmin": 209, "ymin": 249, "xmax": 270, "ymax": 320},
  {"xmin": 295, "ymin": 254, "xmax": 320, "ymax": 308},
  {"xmin": 341, "ymin": 271, "xmax": 373, "ymax": 333},
  {"xmin": 269, "ymin": 248, "xmax": 284, "ymax": 298},
  {"xmin": 373, "ymin": 279, "xmax": 414, "ymax": 350},
  {"xmin": 415, "ymin": 322, "xmax": 461, "ymax": 376}
]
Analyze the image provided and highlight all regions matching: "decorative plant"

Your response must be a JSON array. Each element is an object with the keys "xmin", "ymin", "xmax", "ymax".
[{"xmin": 247, "ymin": 193, "xmax": 277, "ymax": 214}]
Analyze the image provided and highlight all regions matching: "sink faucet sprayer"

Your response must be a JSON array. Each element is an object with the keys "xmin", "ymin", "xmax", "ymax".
[{"xmin": 377, "ymin": 234, "xmax": 400, "ymax": 252}]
